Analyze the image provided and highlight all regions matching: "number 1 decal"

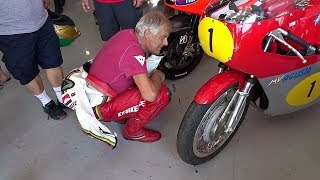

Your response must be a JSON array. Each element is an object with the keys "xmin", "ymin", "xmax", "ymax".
[
  {"xmin": 208, "ymin": 28, "xmax": 213, "ymax": 53},
  {"xmin": 307, "ymin": 80, "xmax": 316, "ymax": 97},
  {"xmin": 287, "ymin": 72, "xmax": 320, "ymax": 106}
]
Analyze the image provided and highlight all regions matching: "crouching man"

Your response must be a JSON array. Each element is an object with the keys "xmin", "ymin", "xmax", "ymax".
[{"xmin": 88, "ymin": 11, "xmax": 172, "ymax": 143}]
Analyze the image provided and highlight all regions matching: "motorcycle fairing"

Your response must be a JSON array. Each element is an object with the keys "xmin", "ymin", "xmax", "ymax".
[
  {"xmin": 194, "ymin": 70, "xmax": 246, "ymax": 104},
  {"xmin": 201, "ymin": 0, "xmax": 320, "ymax": 78},
  {"xmin": 164, "ymin": 0, "xmax": 211, "ymax": 15},
  {"xmin": 198, "ymin": 17, "xmax": 234, "ymax": 63},
  {"xmin": 258, "ymin": 63, "xmax": 320, "ymax": 116},
  {"xmin": 175, "ymin": 0, "xmax": 198, "ymax": 6}
]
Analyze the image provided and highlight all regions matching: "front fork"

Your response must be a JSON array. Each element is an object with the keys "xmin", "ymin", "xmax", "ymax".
[
  {"xmin": 225, "ymin": 75, "xmax": 256, "ymax": 133},
  {"xmin": 208, "ymin": 73, "xmax": 256, "ymax": 142}
]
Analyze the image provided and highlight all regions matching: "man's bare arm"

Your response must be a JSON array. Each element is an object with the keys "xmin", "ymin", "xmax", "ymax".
[{"xmin": 133, "ymin": 70, "xmax": 165, "ymax": 102}]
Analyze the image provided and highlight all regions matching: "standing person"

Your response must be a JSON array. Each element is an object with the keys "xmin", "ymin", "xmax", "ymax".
[
  {"xmin": 0, "ymin": 0, "xmax": 67, "ymax": 120},
  {"xmin": 88, "ymin": 11, "xmax": 172, "ymax": 142},
  {"xmin": 80, "ymin": 0, "xmax": 144, "ymax": 41}
]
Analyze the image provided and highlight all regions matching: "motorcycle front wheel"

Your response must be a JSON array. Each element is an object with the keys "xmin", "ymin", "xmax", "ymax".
[{"xmin": 177, "ymin": 84, "xmax": 250, "ymax": 165}]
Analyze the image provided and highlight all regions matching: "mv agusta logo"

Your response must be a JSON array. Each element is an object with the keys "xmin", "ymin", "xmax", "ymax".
[
  {"xmin": 175, "ymin": 0, "xmax": 198, "ymax": 5},
  {"xmin": 268, "ymin": 67, "xmax": 312, "ymax": 85},
  {"xmin": 118, "ymin": 100, "xmax": 146, "ymax": 117}
]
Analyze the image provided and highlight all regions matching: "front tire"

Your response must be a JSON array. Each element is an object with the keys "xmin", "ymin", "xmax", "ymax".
[{"xmin": 177, "ymin": 84, "xmax": 250, "ymax": 165}]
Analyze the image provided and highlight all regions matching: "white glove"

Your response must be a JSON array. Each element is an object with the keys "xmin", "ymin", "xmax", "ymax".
[{"xmin": 146, "ymin": 54, "xmax": 164, "ymax": 73}]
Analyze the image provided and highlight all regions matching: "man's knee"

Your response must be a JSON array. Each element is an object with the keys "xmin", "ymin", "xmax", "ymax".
[{"xmin": 155, "ymin": 84, "xmax": 171, "ymax": 105}]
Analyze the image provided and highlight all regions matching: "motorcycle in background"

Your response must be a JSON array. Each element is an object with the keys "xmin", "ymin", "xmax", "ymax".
[
  {"xmin": 90, "ymin": 0, "xmax": 208, "ymax": 80},
  {"xmin": 176, "ymin": 0, "xmax": 320, "ymax": 165},
  {"xmin": 156, "ymin": 0, "xmax": 210, "ymax": 79}
]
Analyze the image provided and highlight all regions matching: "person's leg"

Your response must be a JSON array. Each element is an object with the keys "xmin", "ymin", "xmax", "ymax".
[
  {"xmin": 123, "ymin": 84, "xmax": 170, "ymax": 142},
  {"xmin": 0, "ymin": 31, "xmax": 66, "ymax": 120},
  {"xmin": 0, "ymin": 33, "xmax": 42, "ymax": 88},
  {"xmin": 25, "ymin": 75, "xmax": 52, "ymax": 107},
  {"xmin": 94, "ymin": 84, "xmax": 171, "ymax": 142},
  {"xmin": 25, "ymin": 75, "xmax": 44, "ymax": 95},
  {"xmin": 22, "ymin": 73, "xmax": 65, "ymax": 120},
  {"xmin": 94, "ymin": 0, "xmax": 120, "ymax": 41},
  {"xmin": 37, "ymin": 17, "xmax": 67, "ymax": 118},
  {"xmin": 45, "ymin": 66, "xmax": 63, "ymax": 87},
  {"xmin": 36, "ymin": 16, "xmax": 65, "ymax": 106},
  {"xmin": 0, "ymin": 66, "xmax": 10, "ymax": 82},
  {"xmin": 25, "ymin": 74, "xmax": 66, "ymax": 120},
  {"xmin": 45, "ymin": 67, "xmax": 64, "ymax": 107},
  {"xmin": 113, "ymin": 0, "xmax": 142, "ymax": 30},
  {"xmin": 0, "ymin": 33, "xmax": 45, "ymax": 94}
]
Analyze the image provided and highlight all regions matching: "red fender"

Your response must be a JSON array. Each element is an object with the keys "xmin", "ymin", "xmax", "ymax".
[{"xmin": 194, "ymin": 70, "xmax": 247, "ymax": 104}]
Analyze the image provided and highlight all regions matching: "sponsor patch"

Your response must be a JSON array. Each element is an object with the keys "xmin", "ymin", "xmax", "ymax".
[
  {"xmin": 62, "ymin": 92, "xmax": 77, "ymax": 110},
  {"xmin": 175, "ymin": 0, "xmax": 198, "ymax": 6},
  {"xmin": 134, "ymin": 55, "xmax": 146, "ymax": 66},
  {"xmin": 118, "ymin": 100, "xmax": 146, "ymax": 117}
]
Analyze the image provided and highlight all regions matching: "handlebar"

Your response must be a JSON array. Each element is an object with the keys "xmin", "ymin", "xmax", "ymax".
[
  {"xmin": 277, "ymin": 28, "xmax": 317, "ymax": 55},
  {"xmin": 268, "ymin": 28, "xmax": 306, "ymax": 63}
]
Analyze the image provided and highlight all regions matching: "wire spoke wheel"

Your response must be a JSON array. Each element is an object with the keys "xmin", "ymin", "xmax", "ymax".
[{"xmin": 177, "ymin": 84, "xmax": 250, "ymax": 165}]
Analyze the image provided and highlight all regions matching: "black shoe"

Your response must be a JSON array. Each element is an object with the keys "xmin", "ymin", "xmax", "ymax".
[
  {"xmin": 57, "ymin": 100, "xmax": 68, "ymax": 110},
  {"xmin": 43, "ymin": 100, "xmax": 67, "ymax": 120}
]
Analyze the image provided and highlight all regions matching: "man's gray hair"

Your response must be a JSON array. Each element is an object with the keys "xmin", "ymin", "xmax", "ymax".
[{"xmin": 135, "ymin": 10, "xmax": 172, "ymax": 37}]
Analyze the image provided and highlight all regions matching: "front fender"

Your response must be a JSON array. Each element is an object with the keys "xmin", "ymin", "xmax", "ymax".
[{"xmin": 194, "ymin": 70, "xmax": 247, "ymax": 104}]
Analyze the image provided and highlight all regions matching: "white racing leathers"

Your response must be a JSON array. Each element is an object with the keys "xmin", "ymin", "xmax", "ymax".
[{"xmin": 62, "ymin": 68, "xmax": 117, "ymax": 148}]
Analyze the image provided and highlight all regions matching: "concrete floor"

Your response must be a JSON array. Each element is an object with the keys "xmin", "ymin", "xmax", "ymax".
[{"xmin": 1, "ymin": 0, "xmax": 320, "ymax": 180}]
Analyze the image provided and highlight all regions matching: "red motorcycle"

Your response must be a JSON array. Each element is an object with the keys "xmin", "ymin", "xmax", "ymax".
[
  {"xmin": 157, "ymin": 0, "xmax": 210, "ymax": 79},
  {"xmin": 176, "ymin": 0, "xmax": 320, "ymax": 165}
]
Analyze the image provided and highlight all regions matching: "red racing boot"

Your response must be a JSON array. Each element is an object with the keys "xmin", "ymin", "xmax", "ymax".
[{"xmin": 122, "ymin": 117, "xmax": 161, "ymax": 142}]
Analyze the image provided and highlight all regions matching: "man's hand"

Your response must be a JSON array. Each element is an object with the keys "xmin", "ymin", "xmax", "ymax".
[
  {"xmin": 133, "ymin": 0, "xmax": 144, "ymax": 8},
  {"xmin": 43, "ymin": 0, "xmax": 50, "ymax": 9},
  {"xmin": 151, "ymin": 70, "xmax": 165, "ymax": 83},
  {"xmin": 81, "ymin": 0, "xmax": 92, "ymax": 12},
  {"xmin": 133, "ymin": 70, "xmax": 164, "ymax": 102}
]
